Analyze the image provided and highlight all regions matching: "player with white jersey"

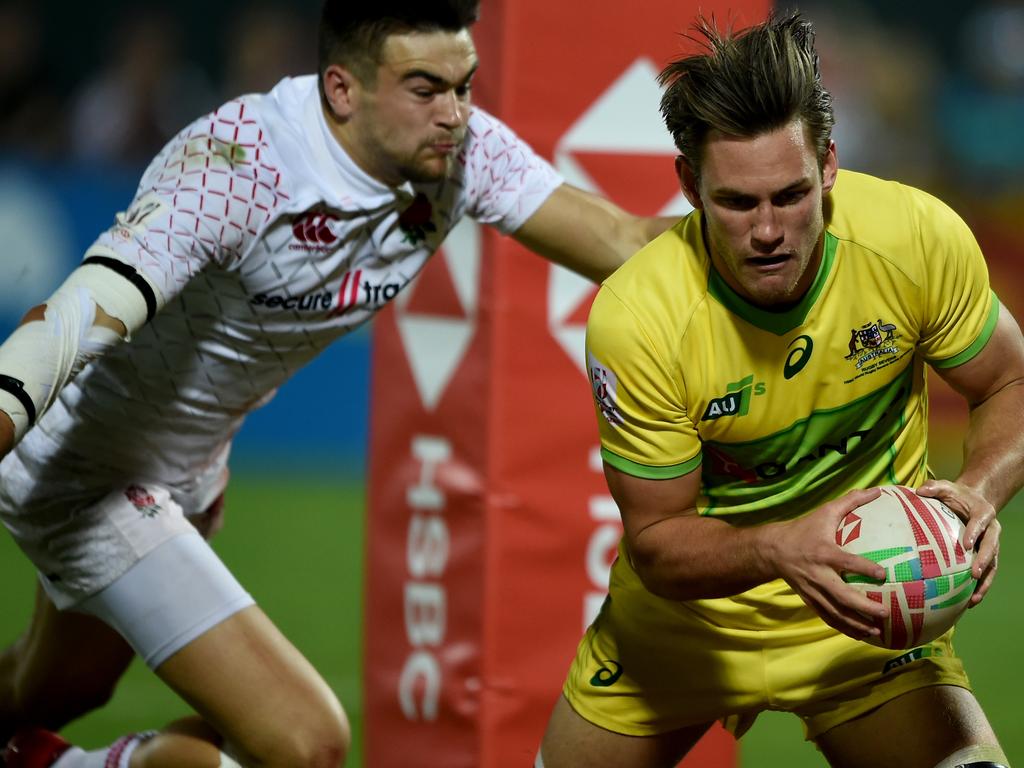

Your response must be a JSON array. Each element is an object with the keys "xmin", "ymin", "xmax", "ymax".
[
  {"xmin": 2, "ymin": 77, "xmax": 563, "ymax": 610},
  {"xmin": 0, "ymin": 3, "xmax": 673, "ymax": 767}
]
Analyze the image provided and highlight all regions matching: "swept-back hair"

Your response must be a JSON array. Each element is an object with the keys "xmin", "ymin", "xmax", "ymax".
[
  {"xmin": 319, "ymin": 0, "xmax": 480, "ymax": 85},
  {"xmin": 659, "ymin": 12, "xmax": 834, "ymax": 179}
]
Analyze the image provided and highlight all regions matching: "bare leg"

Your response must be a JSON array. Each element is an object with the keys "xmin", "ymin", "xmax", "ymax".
[
  {"xmin": 815, "ymin": 685, "xmax": 1004, "ymax": 768},
  {"xmin": 0, "ymin": 584, "xmax": 134, "ymax": 742},
  {"xmin": 151, "ymin": 605, "xmax": 349, "ymax": 768},
  {"xmin": 20, "ymin": 606, "xmax": 350, "ymax": 768},
  {"xmin": 538, "ymin": 695, "xmax": 712, "ymax": 768},
  {"xmin": 0, "ymin": 497, "xmax": 225, "ymax": 742}
]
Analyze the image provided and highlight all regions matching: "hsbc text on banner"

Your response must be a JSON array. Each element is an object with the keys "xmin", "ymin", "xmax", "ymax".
[{"xmin": 365, "ymin": 2, "xmax": 768, "ymax": 766}]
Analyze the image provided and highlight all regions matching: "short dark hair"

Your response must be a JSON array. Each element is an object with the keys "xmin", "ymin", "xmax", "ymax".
[
  {"xmin": 658, "ymin": 12, "xmax": 835, "ymax": 181},
  {"xmin": 319, "ymin": 1, "xmax": 481, "ymax": 86}
]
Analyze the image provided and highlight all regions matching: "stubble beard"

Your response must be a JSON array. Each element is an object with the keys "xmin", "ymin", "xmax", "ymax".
[{"xmin": 401, "ymin": 154, "xmax": 456, "ymax": 184}]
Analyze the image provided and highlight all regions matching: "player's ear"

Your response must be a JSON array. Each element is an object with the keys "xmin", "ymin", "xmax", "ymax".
[
  {"xmin": 821, "ymin": 140, "xmax": 838, "ymax": 194},
  {"xmin": 322, "ymin": 64, "xmax": 360, "ymax": 120},
  {"xmin": 676, "ymin": 155, "xmax": 703, "ymax": 210}
]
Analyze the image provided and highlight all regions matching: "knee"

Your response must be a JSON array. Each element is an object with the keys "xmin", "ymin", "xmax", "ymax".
[
  {"xmin": 288, "ymin": 712, "xmax": 350, "ymax": 768},
  {"xmin": 245, "ymin": 705, "xmax": 351, "ymax": 768}
]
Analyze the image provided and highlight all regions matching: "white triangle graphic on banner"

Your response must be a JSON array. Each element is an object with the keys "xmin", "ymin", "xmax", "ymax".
[
  {"xmin": 559, "ymin": 58, "xmax": 676, "ymax": 151},
  {"xmin": 395, "ymin": 218, "xmax": 481, "ymax": 410}
]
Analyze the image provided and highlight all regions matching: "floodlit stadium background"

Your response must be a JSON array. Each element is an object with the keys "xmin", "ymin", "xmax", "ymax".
[{"xmin": 1, "ymin": 0, "xmax": 1022, "ymax": 765}]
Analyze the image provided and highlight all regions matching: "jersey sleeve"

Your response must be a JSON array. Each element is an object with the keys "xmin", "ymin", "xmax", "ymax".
[
  {"xmin": 586, "ymin": 285, "xmax": 701, "ymax": 479},
  {"xmin": 81, "ymin": 98, "xmax": 287, "ymax": 311},
  {"xmin": 460, "ymin": 109, "xmax": 563, "ymax": 234},
  {"xmin": 913, "ymin": 189, "xmax": 999, "ymax": 368}
]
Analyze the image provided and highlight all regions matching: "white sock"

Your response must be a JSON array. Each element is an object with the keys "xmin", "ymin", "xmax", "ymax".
[{"xmin": 51, "ymin": 732, "xmax": 157, "ymax": 768}]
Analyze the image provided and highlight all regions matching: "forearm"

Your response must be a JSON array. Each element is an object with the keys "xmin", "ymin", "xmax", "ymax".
[
  {"xmin": 630, "ymin": 514, "xmax": 779, "ymax": 600},
  {"xmin": 513, "ymin": 185, "xmax": 679, "ymax": 284},
  {"xmin": 956, "ymin": 379, "xmax": 1024, "ymax": 512}
]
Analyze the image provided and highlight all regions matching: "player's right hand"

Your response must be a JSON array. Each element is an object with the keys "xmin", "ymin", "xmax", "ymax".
[{"xmin": 765, "ymin": 488, "xmax": 889, "ymax": 640}]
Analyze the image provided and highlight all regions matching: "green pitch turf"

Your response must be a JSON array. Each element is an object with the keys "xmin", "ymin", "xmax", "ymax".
[{"xmin": 0, "ymin": 474, "xmax": 1019, "ymax": 767}]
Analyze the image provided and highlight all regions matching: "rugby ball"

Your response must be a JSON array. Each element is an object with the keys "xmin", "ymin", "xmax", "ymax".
[{"xmin": 836, "ymin": 485, "xmax": 975, "ymax": 649}]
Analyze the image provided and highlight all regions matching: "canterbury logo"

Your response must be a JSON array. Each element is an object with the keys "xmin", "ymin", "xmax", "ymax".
[{"xmin": 292, "ymin": 212, "xmax": 338, "ymax": 246}]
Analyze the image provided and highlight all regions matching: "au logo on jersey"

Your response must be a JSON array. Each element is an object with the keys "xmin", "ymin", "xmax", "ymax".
[
  {"xmin": 701, "ymin": 374, "xmax": 766, "ymax": 422},
  {"xmin": 883, "ymin": 646, "xmax": 944, "ymax": 675}
]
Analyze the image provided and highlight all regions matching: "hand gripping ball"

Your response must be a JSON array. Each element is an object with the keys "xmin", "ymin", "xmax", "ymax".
[{"xmin": 837, "ymin": 485, "xmax": 975, "ymax": 649}]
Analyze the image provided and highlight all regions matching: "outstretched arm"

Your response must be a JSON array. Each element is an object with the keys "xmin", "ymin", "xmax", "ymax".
[
  {"xmin": 605, "ymin": 463, "xmax": 888, "ymax": 640},
  {"xmin": 513, "ymin": 183, "xmax": 677, "ymax": 283}
]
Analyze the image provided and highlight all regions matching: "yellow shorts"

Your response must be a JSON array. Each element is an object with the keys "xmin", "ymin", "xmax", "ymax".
[{"xmin": 563, "ymin": 556, "xmax": 970, "ymax": 741}]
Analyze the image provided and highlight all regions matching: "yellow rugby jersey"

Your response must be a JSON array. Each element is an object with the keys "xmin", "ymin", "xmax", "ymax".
[{"xmin": 587, "ymin": 170, "xmax": 999, "ymax": 523}]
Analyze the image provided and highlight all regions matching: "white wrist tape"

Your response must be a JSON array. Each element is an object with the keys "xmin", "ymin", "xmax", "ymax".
[{"xmin": 0, "ymin": 259, "xmax": 160, "ymax": 442}]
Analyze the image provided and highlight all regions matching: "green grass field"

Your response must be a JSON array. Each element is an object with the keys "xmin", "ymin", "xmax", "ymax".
[{"xmin": 0, "ymin": 473, "xmax": 1020, "ymax": 767}]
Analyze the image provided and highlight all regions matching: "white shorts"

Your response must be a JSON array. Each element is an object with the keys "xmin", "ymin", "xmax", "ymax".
[
  {"xmin": 0, "ymin": 465, "xmax": 253, "ymax": 667},
  {"xmin": 0, "ymin": 419, "xmax": 229, "ymax": 607},
  {"xmin": 1, "ymin": 476, "xmax": 202, "ymax": 609}
]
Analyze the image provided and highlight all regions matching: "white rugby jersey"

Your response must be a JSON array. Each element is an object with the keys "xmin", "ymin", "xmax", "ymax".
[{"xmin": 6, "ymin": 75, "xmax": 562, "ymax": 513}]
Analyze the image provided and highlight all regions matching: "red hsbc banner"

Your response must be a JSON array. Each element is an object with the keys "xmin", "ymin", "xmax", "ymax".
[{"xmin": 365, "ymin": 2, "xmax": 768, "ymax": 766}]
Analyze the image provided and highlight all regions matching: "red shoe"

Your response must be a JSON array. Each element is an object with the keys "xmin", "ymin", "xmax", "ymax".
[{"xmin": 3, "ymin": 729, "xmax": 72, "ymax": 768}]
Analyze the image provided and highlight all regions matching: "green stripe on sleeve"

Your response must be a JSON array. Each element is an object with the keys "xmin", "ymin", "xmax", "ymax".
[
  {"xmin": 933, "ymin": 291, "xmax": 1001, "ymax": 369},
  {"xmin": 600, "ymin": 447, "xmax": 702, "ymax": 479}
]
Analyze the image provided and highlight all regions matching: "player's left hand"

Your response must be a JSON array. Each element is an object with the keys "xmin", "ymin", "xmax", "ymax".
[{"xmin": 916, "ymin": 479, "xmax": 999, "ymax": 606}]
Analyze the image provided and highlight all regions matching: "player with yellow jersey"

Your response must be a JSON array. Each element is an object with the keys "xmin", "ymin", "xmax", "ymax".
[
  {"xmin": 538, "ymin": 13, "xmax": 1024, "ymax": 768},
  {"xmin": 590, "ymin": 167, "xmax": 997, "ymax": 521}
]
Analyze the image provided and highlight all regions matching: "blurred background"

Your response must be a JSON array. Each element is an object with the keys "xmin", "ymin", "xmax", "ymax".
[{"xmin": 0, "ymin": 0, "xmax": 1021, "ymax": 765}]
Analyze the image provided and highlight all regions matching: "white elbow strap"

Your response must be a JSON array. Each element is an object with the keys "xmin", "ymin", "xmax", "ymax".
[{"xmin": 0, "ymin": 259, "xmax": 159, "ymax": 441}]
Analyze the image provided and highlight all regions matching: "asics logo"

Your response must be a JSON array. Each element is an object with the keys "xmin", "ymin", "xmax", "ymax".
[
  {"xmin": 291, "ymin": 212, "xmax": 338, "ymax": 248},
  {"xmin": 589, "ymin": 661, "xmax": 623, "ymax": 687}
]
